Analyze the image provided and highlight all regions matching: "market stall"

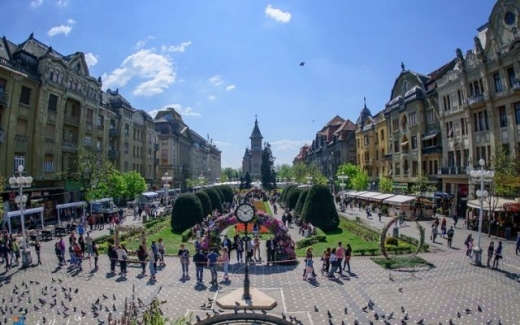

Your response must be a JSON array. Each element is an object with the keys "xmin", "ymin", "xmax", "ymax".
[
  {"xmin": 56, "ymin": 201, "xmax": 87, "ymax": 225},
  {"xmin": 5, "ymin": 207, "xmax": 44, "ymax": 234}
]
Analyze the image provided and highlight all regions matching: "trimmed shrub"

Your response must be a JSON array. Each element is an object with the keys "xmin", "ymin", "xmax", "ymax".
[
  {"xmin": 385, "ymin": 237, "xmax": 398, "ymax": 246},
  {"xmin": 213, "ymin": 187, "xmax": 225, "ymax": 203},
  {"xmin": 286, "ymin": 187, "xmax": 302, "ymax": 211},
  {"xmin": 194, "ymin": 191, "xmax": 212, "ymax": 217},
  {"xmin": 181, "ymin": 228, "xmax": 192, "ymax": 242},
  {"xmin": 171, "ymin": 193, "xmax": 203, "ymax": 231},
  {"xmin": 280, "ymin": 185, "xmax": 297, "ymax": 206},
  {"xmin": 219, "ymin": 185, "xmax": 234, "ymax": 203},
  {"xmin": 203, "ymin": 187, "xmax": 223, "ymax": 213},
  {"xmin": 301, "ymin": 184, "xmax": 339, "ymax": 231},
  {"xmin": 294, "ymin": 189, "xmax": 309, "ymax": 217}
]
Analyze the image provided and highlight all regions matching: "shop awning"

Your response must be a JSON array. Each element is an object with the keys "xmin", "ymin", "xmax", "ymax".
[
  {"xmin": 371, "ymin": 193, "xmax": 396, "ymax": 201},
  {"xmin": 356, "ymin": 192, "xmax": 382, "ymax": 200},
  {"xmin": 345, "ymin": 191, "xmax": 368, "ymax": 198},
  {"xmin": 467, "ymin": 196, "xmax": 517, "ymax": 211},
  {"xmin": 383, "ymin": 195, "xmax": 416, "ymax": 205},
  {"xmin": 422, "ymin": 132, "xmax": 439, "ymax": 141}
]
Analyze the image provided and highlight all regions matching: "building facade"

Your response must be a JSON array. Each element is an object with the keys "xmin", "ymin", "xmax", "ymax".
[{"xmin": 242, "ymin": 117, "xmax": 263, "ymax": 178}]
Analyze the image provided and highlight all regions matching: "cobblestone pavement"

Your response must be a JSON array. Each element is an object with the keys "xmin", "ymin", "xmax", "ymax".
[{"xmin": 0, "ymin": 206, "xmax": 519, "ymax": 325}]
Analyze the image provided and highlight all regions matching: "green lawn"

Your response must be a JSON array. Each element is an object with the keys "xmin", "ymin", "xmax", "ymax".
[
  {"xmin": 371, "ymin": 256, "xmax": 433, "ymax": 269},
  {"xmin": 124, "ymin": 221, "xmax": 194, "ymax": 256}
]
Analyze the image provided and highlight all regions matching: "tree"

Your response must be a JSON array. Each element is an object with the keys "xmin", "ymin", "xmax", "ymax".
[
  {"xmin": 494, "ymin": 145, "xmax": 520, "ymax": 197},
  {"xmin": 62, "ymin": 146, "xmax": 115, "ymax": 202},
  {"xmin": 260, "ymin": 142, "xmax": 277, "ymax": 191},
  {"xmin": 336, "ymin": 163, "xmax": 364, "ymax": 190},
  {"xmin": 244, "ymin": 172, "xmax": 252, "ymax": 189},
  {"xmin": 194, "ymin": 191, "xmax": 212, "ymax": 217},
  {"xmin": 292, "ymin": 162, "xmax": 309, "ymax": 184},
  {"xmin": 286, "ymin": 187, "xmax": 302, "ymax": 211},
  {"xmin": 351, "ymin": 171, "xmax": 369, "ymax": 191},
  {"xmin": 171, "ymin": 193, "xmax": 203, "ymax": 231},
  {"xmin": 294, "ymin": 189, "xmax": 309, "ymax": 217},
  {"xmin": 203, "ymin": 187, "xmax": 223, "ymax": 213},
  {"xmin": 301, "ymin": 184, "xmax": 339, "ymax": 231},
  {"xmin": 94, "ymin": 170, "xmax": 127, "ymax": 203},
  {"xmin": 276, "ymin": 164, "xmax": 292, "ymax": 182},
  {"xmin": 410, "ymin": 174, "xmax": 436, "ymax": 219},
  {"xmin": 123, "ymin": 171, "xmax": 147, "ymax": 202},
  {"xmin": 218, "ymin": 185, "xmax": 234, "ymax": 203},
  {"xmin": 221, "ymin": 167, "xmax": 239, "ymax": 182},
  {"xmin": 379, "ymin": 176, "xmax": 393, "ymax": 194}
]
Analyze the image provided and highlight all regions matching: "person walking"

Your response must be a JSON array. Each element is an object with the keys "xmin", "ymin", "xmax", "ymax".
[
  {"xmin": 266, "ymin": 236, "xmax": 276, "ymax": 266},
  {"xmin": 486, "ymin": 241, "xmax": 495, "ymax": 267},
  {"xmin": 34, "ymin": 239, "xmax": 41, "ymax": 265},
  {"xmin": 193, "ymin": 249, "xmax": 206, "ymax": 283},
  {"xmin": 447, "ymin": 226, "xmax": 454, "ymax": 248},
  {"xmin": 343, "ymin": 243, "xmax": 352, "ymax": 274},
  {"xmin": 221, "ymin": 247, "xmax": 230, "ymax": 280},
  {"xmin": 0, "ymin": 242, "xmax": 10, "ymax": 271},
  {"xmin": 516, "ymin": 231, "xmax": 520, "ymax": 256},
  {"xmin": 336, "ymin": 242, "xmax": 344, "ymax": 276},
  {"xmin": 464, "ymin": 234, "xmax": 474, "ymax": 257},
  {"xmin": 207, "ymin": 248, "xmax": 219, "ymax": 285},
  {"xmin": 93, "ymin": 243, "xmax": 99, "ymax": 270},
  {"xmin": 431, "ymin": 226, "xmax": 439, "ymax": 243},
  {"xmin": 253, "ymin": 235, "xmax": 261, "ymax": 261},
  {"xmin": 492, "ymin": 241, "xmax": 503, "ymax": 270},
  {"xmin": 118, "ymin": 244, "xmax": 128, "ymax": 277},
  {"xmin": 178, "ymin": 244, "xmax": 190, "ymax": 279},
  {"xmin": 328, "ymin": 248, "xmax": 338, "ymax": 278},
  {"xmin": 148, "ymin": 245, "xmax": 157, "ymax": 282},
  {"xmin": 302, "ymin": 247, "xmax": 316, "ymax": 280},
  {"xmin": 85, "ymin": 232, "xmax": 93, "ymax": 256},
  {"xmin": 137, "ymin": 245, "xmax": 147, "ymax": 275},
  {"xmin": 234, "ymin": 236, "xmax": 244, "ymax": 263},
  {"xmin": 108, "ymin": 245, "xmax": 118, "ymax": 274},
  {"xmin": 321, "ymin": 247, "xmax": 331, "ymax": 275}
]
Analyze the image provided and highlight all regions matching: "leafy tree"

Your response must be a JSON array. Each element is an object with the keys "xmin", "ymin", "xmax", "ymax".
[
  {"xmin": 292, "ymin": 162, "xmax": 309, "ymax": 184},
  {"xmin": 294, "ymin": 189, "xmax": 309, "ymax": 217},
  {"xmin": 260, "ymin": 142, "xmax": 277, "ymax": 191},
  {"xmin": 93, "ymin": 170, "xmax": 127, "ymax": 203},
  {"xmin": 379, "ymin": 176, "xmax": 393, "ymax": 194},
  {"xmin": 301, "ymin": 184, "xmax": 339, "ymax": 231},
  {"xmin": 276, "ymin": 164, "xmax": 292, "ymax": 182},
  {"xmin": 123, "ymin": 171, "xmax": 147, "ymax": 202},
  {"xmin": 221, "ymin": 167, "xmax": 239, "ymax": 182},
  {"xmin": 410, "ymin": 174, "xmax": 437, "ymax": 219},
  {"xmin": 244, "ymin": 172, "xmax": 251, "ymax": 189},
  {"xmin": 351, "ymin": 171, "xmax": 369, "ymax": 191},
  {"xmin": 171, "ymin": 193, "xmax": 203, "ymax": 231},
  {"xmin": 203, "ymin": 187, "xmax": 223, "ymax": 213},
  {"xmin": 493, "ymin": 145, "xmax": 520, "ymax": 197},
  {"xmin": 286, "ymin": 187, "xmax": 302, "ymax": 211},
  {"xmin": 194, "ymin": 191, "xmax": 212, "ymax": 217},
  {"xmin": 336, "ymin": 163, "xmax": 363, "ymax": 190},
  {"xmin": 62, "ymin": 146, "xmax": 115, "ymax": 202}
]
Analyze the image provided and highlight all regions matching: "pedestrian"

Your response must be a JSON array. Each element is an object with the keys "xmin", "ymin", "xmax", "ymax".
[
  {"xmin": 493, "ymin": 241, "xmax": 503, "ymax": 270},
  {"xmin": 93, "ymin": 243, "xmax": 99, "ymax": 270},
  {"xmin": 148, "ymin": 245, "xmax": 157, "ymax": 281},
  {"xmin": 158, "ymin": 238, "xmax": 166, "ymax": 267},
  {"xmin": 441, "ymin": 217, "xmax": 447, "ymax": 238},
  {"xmin": 253, "ymin": 234, "xmax": 261, "ymax": 261},
  {"xmin": 453, "ymin": 214, "xmax": 459, "ymax": 228},
  {"xmin": 378, "ymin": 208, "xmax": 382, "ymax": 222},
  {"xmin": 54, "ymin": 242, "xmax": 63, "ymax": 266},
  {"xmin": 221, "ymin": 247, "xmax": 230, "ymax": 280},
  {"xmin": 118, "ymin": 244, "xmax": 128, "ymax": 277},
  {"xmin": 321, "ymin": 247, "xmax": 331, "ymax": 274},
  {"xmin": 207, "ymin": 247, "xmax": 219, "ymax": 285},
  {"xmin": 486, "ymin": 241, "xmax": 494, "ymax": 267},
  {"xmin": 302, "ymin": 247, "xmax": 316, "ymax": 280},
  {"xmin": 108, "ymin": 245, "xmax": 118, "ymax": 274},
  {"xmin": 88, "ymin": 215, "xmax": 94, "ymax": 232},
  {"xmin": 245, "ymin": 236, "xmax": 253, "ymax": 263},
  {"xmin": 73, "ymin": 243, "xmax": 83, "ymax": 271},
  {"xmin": 85, "ymin": 232, "xmax": 93, "ymax": 256},
  {"xmin": 151, "ymin": 241, "xmax": 159, "ymax": 270},
  {"xmin": 447, "ymin": 226, "xmax": 454, "ymax": 248},
  {"xmin": 336, "ymin": 242, "xmax": 344, "ymax": 276},
  {"xmin": 516, "ymin": 231, "xmax": 520, "ymax": 256},
  {"xmin": 34, "ymin": 239, "xmax": 41, "ymax": 265},
  {"xmin": 178, "ymin": 244, "xmax": 190, "ymax": 279},
  {"xmin": 137, "ymin": 245, "xmax": 147, "ymax": 275},
  {"xmin": 193, "ymin": 249, "xmax": 206, "ymax": 283},
  {"xmin": 343, "ymin": 243, "xmax": 352, "ymax": 273},
  {"xmin": 464, "ymin": 234, "xmax": 473, "ymax": 257},
  {"xmin": 78, "ymin": 234, "xmax": 85, "ymax": 258},
  {"xmin": 266, "ymin": 236, "xmax": 276, "ymax": 266},
  {"xmin": 431, "ymin": 226, "xmax": 438, "ymax": 243},
  {"xmin": 0, "ymin": 242, "xmax": 10, "ymax": 271},
  {"xmin": 328, "ymin": 248, "xmax": 338, "ymax": 278}
]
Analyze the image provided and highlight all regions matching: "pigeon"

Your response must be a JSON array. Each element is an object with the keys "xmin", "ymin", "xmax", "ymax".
[
  {"xmin": 401, "ymin": 320, "xmax": 407, "ymax": 325},
  {"xmin": 281, "ymin": 313, "xmax": 286, "ymax": 320},
  {"xmin": 74, "ymin": 288, "xmax": 78, "ymax": 294},
  {"xmin": 362, "ymin": 306, "xmax": 368, "ymax": 313},
  {"xmin": 235, "ymin": 301, "xmax": 240, "ymax": 306},
  {"xmin": 399, "ymin": 288, "xmax": 403, "ymax": 292},
  {"xmin": 212, "ymin": 309, "xmax": 219, "ymax": 316},
  {"xmin": 478, "ymin": 305, "xmax": 482, "ymax": 312},
  {"xmin": 33, "ymin": 305, "xmax": 39, "ymax": 311},
  {"xmin": 486, "ymin": 321, "xmax": 492, "ymax": 325},
  {"xmin": 95, "ymin": 298, "xmax": 100, "ymax": 305},
  {"xmin": 113, "ymin": 294, "xmax": 116, "ymax": 300},
  {"xmin": 417, "ymin": 319, "xmax": 424, "ymax": 325},
  {"xmin": 234, "ymin": 306, "xmax": 238, "ymax": 314},
  {"xmin": 314, "ymin": 306, "xmax": 319, "ymax": 312},
  {"xmin": 344, "ymin": 307, "xmax": 348, "ymax": 314},
  {"xmin": 389, "ymin": 312, "xmax": 394, "ymax": 320},
  {"xmin": 449, "ymin": 320, "xmax": 454, "ymax": 325},
  {"xmin": 205, "ymin": 312, "xmax": 210, "ymax": 318},
  {"xmin": 196, "ymin": 315, "xmax": 202, "ymax": 322},
  {"xmin": 81, "ymin": 311, "xmax": 86, "ymax": 317},
  {"xmin": 63, "ymin": 312, "xmax": 69, "ymax": 318},
  {"xmin": 97, "ymin": 320, "xmax": 105, "ymax": 325},
  {"xmin": 105, "ymin": 306, "xmax": 109, "ymax": 312},
  {"xmin": 375, "ymin": 313, "xmax": 379, "ymax": 320},
  {"xmin": 465, "ymin": 308, "xmax": 471, "ymax": 314},
  {"xmin": 457, "ymin": 312, "xmax": 461, "ymax": 318},
  {"xmin": 354, "ymin": 320, "xmax": 359, "ymax": 325},
  {"xmin": 300, "ymin": 62, "xmax": 305, "ymax": 67},
  {"xmin": 102, "ymin": 294, "xmax": 108, "ymax": 300},
  {"xmin": 327, "ymin": 310, "xmax": 332, "ymax": 318},
  {"xmin": 328, "ymin": 319, "xmax": 333, "ymax": 325},
  {"xmin": 499, "ymin": 319, "xmax": 503, "ymax": 325},
  {"xmin": 43, "ymin": 317, "xmax": 46, "ymax": 324},
  {"xmin": 289, "ymin": 316, "xmax": 295, "ymax": 322},
  {"xmin": 244, "ymin": 307, "xmax": 247, "ymax": 313},
  {"xmin": 208, "ymin": 297, "xmax": 214, "ymax": 302},
  {"xmin": 341, "ymin": 321, "xmax": 345, "ymax": 325},
  {"xmin": 112, "ymin": 304, "xmax": 116, "ymax": 312},
  {"xmin": 200, "ymin": 303, "xmax": 206, "ymax": 308},
  {"xmin": 261, "ymin": 310, "xmax": 267, "ymax": 315},
  {"xmin": 93, "ymin": 312, "xmax": 99, "ymax": 318}
]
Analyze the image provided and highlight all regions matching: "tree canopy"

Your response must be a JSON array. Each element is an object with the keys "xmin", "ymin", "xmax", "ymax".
[
  {"xmin": 260, "ymin": 142, "xmax": 277, "ymax": 191},
  {"xmin": 93, "ymin": 170, "xmax": 126, "ymax": 202},
  {"xmin": 378, "ymin": 176, "xmax": 393, "ymax": 194},
  {"xmin": 337, "ymin": 163, "xmax": 368, "ymax": 191},
  {"xmin": 493, "ymin": 145, "xmax": 520, "ymax": 197},
  {"xmin": 123, "ymin": 171, "xmax": 147, "ymax": 201}
]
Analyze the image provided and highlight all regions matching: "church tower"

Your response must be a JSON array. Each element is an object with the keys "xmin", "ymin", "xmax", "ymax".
[{"xmin": 242, "ymin": 117, "xmax": 263, "ymax": 178}]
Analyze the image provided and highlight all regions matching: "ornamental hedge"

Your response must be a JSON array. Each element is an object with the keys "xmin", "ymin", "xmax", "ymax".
[
  {"xmin": 286, "ymin": 187, "xmax": 302, "ymax": 211},
  {"xmin": 171, "ymin": 193, "xmax": 203, "ymax": 231},
  {"xmin": 301, "ymin": 184, "xmax": 339, "ymax": 231},
  {"xmin": 219, "ymin": 185, "xmax": 234, "ymax": 203},
  {"xmin": 294, "ymin": 189, "xmax": 309, "ymax": 217},
  {"xmin": 280, "ymin": 185, "xmax": 297, "ymax": 207},
  {"xmin": 194, "ymin": 191, "xmax": 212, "ymax": 217},
  {"xmin": 203, "ymin": 187, "xmax": 223, "ymax": 213},
  {"xmin": 213, "ymin": 186, "xmax": 225, "ymax": 204}
]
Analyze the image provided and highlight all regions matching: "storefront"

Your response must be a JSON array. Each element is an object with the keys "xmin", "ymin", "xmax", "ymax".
[{"xmin": 392, "ymin": 182, "xmax": 409, "ymax": 194}]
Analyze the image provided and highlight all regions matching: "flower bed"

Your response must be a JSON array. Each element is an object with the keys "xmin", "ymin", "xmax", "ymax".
[{"xmin": 234, "ymin": 223, "xmax": 270, "ymax": 234}]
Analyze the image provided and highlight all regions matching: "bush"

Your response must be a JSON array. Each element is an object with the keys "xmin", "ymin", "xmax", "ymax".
[
  {"xmin": 213, "ymin": 187, "xmax": 225, "ymax": 204},
  {"xmin": 203, "ymin": 188, "xmax": 223, "ymax": 213},
  {"xmin": 286, "ymin": 187, "xmax": 302, "ymax": 211},
  {"xmin": 219, "ymin": 185, "xmax": 234, "ymax": 203},
  {"xmin": 381, "ymin": 205, "xmax": 388, "ymax": 215},
  {"xmin": 385, "ymin": 237, "xmax": 399, "ymax": 246},
  {"xmin": 181, "ymin": 228, "xmax": 192, "ymax": 242},
  {"xmin": 301, "ymin": 184, "xmax": 339, "ymax": 231},
  {"xmin": 280, "ymin": 185, "xmax": 297, "ymax": 206},
  {"xmin": 194, "ymin": 191, "xmax": 212, "ymax": 217},
  {"xmin": 171, "ymin": 193, "xmax": 203, "ymax": 231},
  {"xmin": 294, "ymin": 189, "xmax": 309, "ymax": 217},
  {"xmin": 296, "ymin": 227, "xmax": 327, "ymax": 249}
]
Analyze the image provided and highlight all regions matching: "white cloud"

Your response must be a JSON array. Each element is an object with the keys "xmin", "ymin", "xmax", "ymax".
[
  {"xmin": 213, "ymin": 141, "xmax": 234, "ymax": 147},
  {"xmin": 30, "ymin": 0, "xmax": 43, "ymax": 8},
  {"xmin": 84, "ymin": 53, "xmax": 98, "ymax": 67},
  {"xmin": 161, "ymin": 41, "xmax": 192, "ymax": 53},
  {"xmin": 265, "ymin": 4, "xmax": 291, "ymax": 23},
  {"xmin": 47, "ymin": 25, "xmax": 72, "ymax": 36},
  {"xmin": 136, "ymin": 36, "xmax": 155, "ymax": 49},
  {"xmin": 208, "ymin": 75, "xmax": 224, "ymax": 87},
  {"xmin": 67, "ymin": 18, "xmax": 75, "ymax": 24},
  {"xmin": 270, "ymin": 139, "xmax": 309, "ymax": 151},
  {"xmin": 102, "ymin": 49, "xmax": 176, "ymax": 96},
  {"xmin": 147, "ymin": 104, "xmax": 201, "ymax": 118},
  {"xmin": 208, "ymin": 95, "xmax": 216, "ymax": 101},
  {"xmin": 57, "ymin": 0, "xmax": 68, "ymax": 6},
  {"xmin": 226, "ymin": 84, "xmax": 236, "ymax": 91}
]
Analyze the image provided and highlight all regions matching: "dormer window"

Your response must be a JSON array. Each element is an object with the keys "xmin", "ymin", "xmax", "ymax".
[{"xmin": 402, "ymin": 81, "xmax": 409, "ymax": 93}]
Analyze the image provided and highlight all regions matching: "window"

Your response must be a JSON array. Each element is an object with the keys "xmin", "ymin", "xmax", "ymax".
[
  {"xmin": 16, "ymin": 119, "xmax": 27, "ymax": 136},
  {"xmin": 408, "ymin": 111, "xmax": 417, "ymax": 126},
  {"xmin": 473, "ymin": 111, "xmax": 489, "ymax": 132},
  {"xmin": 498, "ymin": 106, "xmax": 508, "ymax": 127},
  {"xmin": 395, "ymin": 163, "xmax": 400, "ymax": 176},
  {"xmin": 14, "ymin": 155, "xmax": 25, "ymax": 171},
  {"xmin": 375, "ymin": 150, "xmax": 379, "ymax": 160},
  {"xmin": 96, "ymin": 138, "xmax": 102, "ymax": 150},
  {"xmin": 460, "ymin": 118, "xmax": 467, "ymax": 135},
  {"xmin": 0, "ymin": 78, "xmax": 6, "ymax": 92},
  {"xmin": 124, "ymin": 143, "xmax": 129, "ymax": 154},
  {"xmin": 448, "ymin": 151, "xmax": 455, "ymax": 166},
  {"xmin": 364, "ymin": 134, "xmax": 369, "ymax": 146},
  {"xmin": 392, "ymin": 119, "xmax": 399, "ymax": 132},
  {"xmin": 19, "ymin": 86, "xmax": 31, "ymax": 105},
  {"xmin": 457, "ymin": 90, "xmax": 464, "ymax": 107},
  {"xmin": 443, "ymin": 95, "xmax": 451, "ymax": 111},
  {"xmin": 394, "ymin": 140, "xmax": 400, "ymax": 153},
  {"xmin": 380, "ymin": 130, "xmax": 384, "ymax": 141},
  {"xmin": 507, "ymin": 66, "xmax": 516, "ymax": 87},
  {"xmin": 515, "ymin": 103, "xmax": 520, "ymax": 125},
  {"xmin": 84, "ymin": 136, "xmax": 92, "ymax": 146},
  {"xmin": 411, "ymin": 136, "xmax": 417, "ymax": 149},
  {"xmin": 364, "ymin": 152, "xmax": 369, "ymax": 163},
  {"xmin": 493, "ymin": 72, "xmax": 503, "ymax": 92},
  {"xmin": 426, "ymin": 109, "xmax": 435, "ymax": 123},
  {"xmin": 445, "ymin": 121, "xmax": 453, "ymax": 138},
  {"xmin": 48, "ymin": 94, "xmax": 58, "ymax": 111},
  {"xmin": 357, "ymin": 139, "xmax": 360, "ymax": 148},
  {"xmin": 469, "ymin": 79, "xmax": 484, "ymax": 96},
  {"xmin": 44, "ymin": 156, "xmax": 54, "ymax": 172}
]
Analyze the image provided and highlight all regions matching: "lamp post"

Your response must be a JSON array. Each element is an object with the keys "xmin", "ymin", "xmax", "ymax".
[
  {"xmin": 9, "ymin": 165, "xmax": 33, "ymax": 267},
  {"xmin": 161, "ymin": 172, "xmax": 172, "ymax": 205},
  {"xmin": 469, "ymin": 158, "xmax": 495, "ymax": 266}
]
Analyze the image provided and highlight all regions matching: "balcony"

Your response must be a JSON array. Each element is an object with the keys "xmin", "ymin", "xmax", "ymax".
[
  {"xmin": 64, "ymin": 115, "xmax": 80, "ymax": 126},
  {"xmin": 62, "ymin": 140, "xmax": 78, "ymax": 153},
  {"xmin": 0, "ymin": 128, "xmax": 4, "ymax": 144},
  {"xmin": 421, "ymin": 146, "xmax": 442, "ymax": 155},
  {"xmin": 512, "ymin": 80, "xmax": 520, "ymax": 94},
  {"xmin": 109, "ymin": 129, "xmax": 119, "ymax": 137},
  {"xmin": 438, "ymin": 166, "xmax": 467, "ymax": 175},
  {"xmin": 467, "ymin": 94, "xmax": 485, "ymax": 107},
  {"xmin": 108, "ymin": 149, "xmax": 119, "ymax": 159},
  {"xmin": 15, "ymin": 135, "xmax": 28, "ymax": 152},
  {"xmin": 0, "ymin": 92, "xmax": 8, "ymax": 108}
]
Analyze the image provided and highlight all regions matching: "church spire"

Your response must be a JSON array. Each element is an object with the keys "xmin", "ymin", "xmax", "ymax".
[{"xmin": 250, "ymin": 116, "xmax": 263, "ymax": 139}]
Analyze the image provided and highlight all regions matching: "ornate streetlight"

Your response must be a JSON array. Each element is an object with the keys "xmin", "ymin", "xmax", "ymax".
[
  {"xmin": 469, "ymin": 158, "xmax": 495, "ymax": 266},
  {"xmin": 9, "ymin": 165, "xmax": 33, "ymax": 267}
]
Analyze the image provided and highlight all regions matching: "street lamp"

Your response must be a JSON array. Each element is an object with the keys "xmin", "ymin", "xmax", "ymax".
[
  {"xmin": 9, "ymin": 165, "xmax": 33, "ymax": 267},
  {"xmin": 469, "ymin": 158, "xmax": 495, "ymax": 266},
  {"xmin": 161, "ymin": 172, "xmax": 172, "ymax": 189},
  {"xmin": 338, "ymin": 174, "xmax": 348, "ymax": 193}
]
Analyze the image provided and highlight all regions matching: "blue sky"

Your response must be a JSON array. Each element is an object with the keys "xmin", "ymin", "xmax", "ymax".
[{"xmin": 2, "ymin": 0, "xmax": 496, "ymax": 169}]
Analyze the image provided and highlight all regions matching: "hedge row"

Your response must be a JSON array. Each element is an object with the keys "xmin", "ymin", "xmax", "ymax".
[
  {"xmin": 399, "ymin": 233, "xmax": 430, "ymax": 252},
  {"xmin": 344, "ymin": 221, "xmax": 380, "ymax": 242},
  {"xmin": 296, "ymin": 228, "xmax": 327, "ymax": 249}
]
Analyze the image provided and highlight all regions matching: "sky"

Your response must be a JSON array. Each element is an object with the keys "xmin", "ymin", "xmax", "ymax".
[{"xmin": 1, "ymin": 0, "xmax": 497, "ymax": 169}]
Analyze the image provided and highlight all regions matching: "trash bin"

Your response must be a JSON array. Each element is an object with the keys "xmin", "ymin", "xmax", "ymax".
[{"xmin": 392, "ymin": 226, "xmax": 399, "ymax": 238}]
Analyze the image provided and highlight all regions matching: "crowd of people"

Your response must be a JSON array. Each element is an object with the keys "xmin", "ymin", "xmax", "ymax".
[{"xmin": 301, "ymin": 241, "xmax": 353, "ymax": 281}]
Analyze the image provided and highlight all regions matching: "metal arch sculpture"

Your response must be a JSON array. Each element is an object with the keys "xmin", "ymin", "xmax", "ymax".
[{"xmin": 379, "ymin": 218, "xmax": 425, "ymax": 260}]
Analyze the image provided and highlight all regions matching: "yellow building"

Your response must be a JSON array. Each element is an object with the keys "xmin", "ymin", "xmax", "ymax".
[{"xmin": 355, "ymin": 101, "xmax": 379, "ymax": 188}]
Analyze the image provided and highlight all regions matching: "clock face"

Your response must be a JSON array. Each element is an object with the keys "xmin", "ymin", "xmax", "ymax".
[
  {"xmin": 505, "ymin": 12, "xmax": 516, "ymax": 26},
  {"xmin": 236, "ymin": 203, "xmax": 255, "ymax": 223}
]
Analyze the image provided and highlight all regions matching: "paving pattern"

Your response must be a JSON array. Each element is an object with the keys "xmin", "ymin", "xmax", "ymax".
[{"xmin": 0, "ymin": 207, "xmax": 519, "ymax": 325}]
